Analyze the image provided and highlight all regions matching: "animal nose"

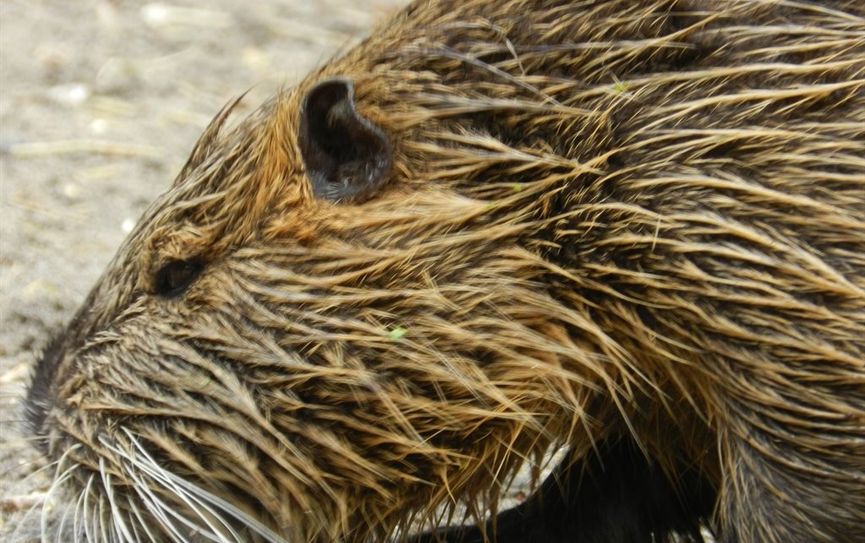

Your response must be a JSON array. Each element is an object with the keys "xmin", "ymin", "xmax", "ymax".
[{"xmin": 24, "ymin": 332, "xmax": 69, "ymax": 447}]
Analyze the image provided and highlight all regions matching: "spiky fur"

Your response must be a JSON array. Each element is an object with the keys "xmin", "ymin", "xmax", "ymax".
[{"xmin": 26, "ymin": 1, "xmax": 865, "ymax": 542}]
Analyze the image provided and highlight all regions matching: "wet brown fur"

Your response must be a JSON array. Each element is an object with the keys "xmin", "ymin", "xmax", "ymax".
[{"xmin": 27, "ymin": 1, "xmax": 865, "ymax": 542}]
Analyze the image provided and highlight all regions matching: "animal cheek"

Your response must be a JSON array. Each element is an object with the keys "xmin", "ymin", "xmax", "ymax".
[{"xmin": 261, "ymin": 208, "xmax": 329, "ymax": 246}]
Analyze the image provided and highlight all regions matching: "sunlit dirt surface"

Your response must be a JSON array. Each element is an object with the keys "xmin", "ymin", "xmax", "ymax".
[{"xmin": 1, "ymin": 1, "xmax": 409, "ymax": 539}]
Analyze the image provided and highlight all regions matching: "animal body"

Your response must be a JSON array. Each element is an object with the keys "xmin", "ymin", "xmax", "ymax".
[{"xmin": 26, "ymin": 1, "xmax": 865, "ymax": 542}]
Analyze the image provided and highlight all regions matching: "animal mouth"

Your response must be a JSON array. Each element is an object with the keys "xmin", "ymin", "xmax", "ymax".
[
  {"xmin": 41, "ymin": 426, "xmax": 288, "ymax": 543},
  {"xmin": 30, "ymin": 347, "xmax": 286, "ymax": 542}
]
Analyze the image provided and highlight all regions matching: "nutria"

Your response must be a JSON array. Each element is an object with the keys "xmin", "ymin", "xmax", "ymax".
[{"xmin": 25, "ymin": 0, "xmax": 865, "ymax": 542}]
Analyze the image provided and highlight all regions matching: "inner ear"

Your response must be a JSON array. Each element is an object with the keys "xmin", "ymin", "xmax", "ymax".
[{"xmin": 299, "ymin": 78, "xmax": 393, "ymax": 203}]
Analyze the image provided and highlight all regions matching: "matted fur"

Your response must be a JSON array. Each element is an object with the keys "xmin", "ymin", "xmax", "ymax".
[{"xmin": 26, "ymin": 1, "xmax": 864, "ymax": 542}]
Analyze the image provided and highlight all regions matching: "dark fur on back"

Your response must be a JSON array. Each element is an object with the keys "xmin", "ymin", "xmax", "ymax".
[
  {"xmin": 26, "ymin": 1, "xmax": 865, "ymax": 542},
  {"xmin": 411, "ymin": 437, "xmax": 716, "ymax": 542}
]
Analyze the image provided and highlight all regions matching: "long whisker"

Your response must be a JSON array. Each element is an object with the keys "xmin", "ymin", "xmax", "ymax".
[
  {"xmin": 117, "ymin": 430, "xmax": 286, "ymax": 543},
  {"xmin": 39, "ymin": 449, "xmax": 79, "ymax": 542},
  {"xmin": 99, "ymin": 457, "xmax": 136, "ymax": 543},
  {"xmin": 118, "ymin": 450, "xmax": 233, "ymax": 542}
]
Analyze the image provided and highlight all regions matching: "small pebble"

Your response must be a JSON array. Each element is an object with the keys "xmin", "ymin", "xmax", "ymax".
[
  {"xmin": 47, "ymin": 83, "xmax": 90, "ymax": 106},
  {"xmin": 89, "ymin": 118, "xmax": 109, "ymax": 135},
  {"xmin": 140, "ymin": 3, "xmax": 233, "ymax": 29},
  {"xmin": 61, "ymin": 182, "xmax": 81, "ymax": 199}
]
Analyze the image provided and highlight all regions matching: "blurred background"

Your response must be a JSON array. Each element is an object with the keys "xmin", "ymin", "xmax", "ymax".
[{"xmin": 0, "ymin": 1, "xmax": 406, "ymax": 539}]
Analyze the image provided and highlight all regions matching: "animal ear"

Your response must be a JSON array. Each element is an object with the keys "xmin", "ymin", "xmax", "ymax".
[{"xmin": 299, "ymin": 78, "xmax": 392, "ymax": 203}]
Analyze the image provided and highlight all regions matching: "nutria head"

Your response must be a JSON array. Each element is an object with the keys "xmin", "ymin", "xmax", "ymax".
[{"xmin": 26, "ymin": 1, "xmax": 865, "ymax": 542}]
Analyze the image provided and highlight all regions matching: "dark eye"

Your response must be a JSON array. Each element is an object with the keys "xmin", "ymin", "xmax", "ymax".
[{"xmin": 154, "ymin": 259, "xmax": 204, "ymax": 297}]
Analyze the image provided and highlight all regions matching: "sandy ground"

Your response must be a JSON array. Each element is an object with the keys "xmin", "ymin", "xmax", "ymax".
[{"xmin": 0, "ymin": 0, "xmax": 409, "ymax": 539}]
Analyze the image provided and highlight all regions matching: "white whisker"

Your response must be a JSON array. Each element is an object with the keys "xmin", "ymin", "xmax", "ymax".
[
  {"xmin": 40, "ymin": 453, "xmax": 78, "ymax": 542},
  {"xmin": 97, "ymin": 485, "xmax": 111, "ymax": 543},
  {"xmin": 117, "ymin": 430, "xmax": 287, "ymax": 543},
  {"xmin": 106, "ymin": 435, "xmax": 230, "ymax": 542},
  {"xmin": 72, "ymin": 472, "xmax": 88, "ymax": 543},
  {"xmin": 132, "ymin": 479, "xmax": 192, "ymax": 542},
  {"xmin": 81, "ymin": 475, "xmax": 95, "ymax": 543},
  {"xmin": 126, "ymin": 493, "xmax": 155, "ymax": 543},
  {"xmin": 99, "ymin": 457, "xmax": 137, "ymax": 543},
  {"xmin": 56, "ymin": 498, "xmax": 73, "ymax": 543}
]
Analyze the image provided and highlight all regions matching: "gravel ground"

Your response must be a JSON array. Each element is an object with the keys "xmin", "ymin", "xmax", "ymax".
[{"xmin": 0, "ymin": 1, "xmax": 408, "ymax": 539}]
